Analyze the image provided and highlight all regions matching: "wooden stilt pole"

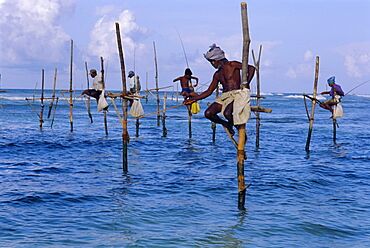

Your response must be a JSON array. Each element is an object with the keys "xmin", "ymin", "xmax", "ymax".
[
  {"xmin": 153, "ymin": 41, "xmax": 161, "ymax": 126},
  {"xmin": 238, "ymin": 2, "xmax": 251, "ymax": 211},
  {"xmin": 47, "ymin": 68, "xmax": 57, "ymax": 119},
  {"xmin": 50, "ymin": 97, "xmax": 58, "ymax": 128},
  {"xmin": 145, "ymin": 72, "xmax": 148, "ymax": 103},
  {"xmin": 305, "ymin": 56, "xmax": 320, "ymax": 152},
  {"xmin": 211, "ymin": 84, "xmax": 220, "ymax": 143},
  {"xmin": 188, "ymin": 107, "xmax": 192, "ymax": 139},
  {"xmin": 115, "ymin": 22, "xmax": 129, "ymax": 172},
  {"xmin": 162, "ymin": 93, "xmax": 168, "ymax": 137},
  {"xmin": 252, "ymin": 45, "xmax": 262, "ymax": 148},
  {"xmin": 69, "ymin": 39, "xmax": 74, "ymax": 132},
  {"xmin": 85, "ymin": 62, "xmax": 93, "ymax": 123},
  {"xmin": 176, "ymin": 83, "xmax": 179, "ymax": 102},
  {"xmin": 39, "ymin": 69, "xmax": 45, "ymax": 130},
  {"xmin": 101, "ymin": 57, "xmax": 108, "ymax": 136},
  {"xmin": 333, "ymin": 119, "xmax": 337, "ymax": 144}
]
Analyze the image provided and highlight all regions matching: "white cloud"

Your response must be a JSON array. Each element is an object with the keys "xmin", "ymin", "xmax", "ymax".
[
  {"xmin": 336, "ymin": 42, "xmax": 370, "ymax": 78},
  {"xmin": 304, "ymin": 50, "xmax": 313, "ymax": 61},
  {"xmin": 88, "ymin": 9, "xmax": 148, "ymax": 61},
  {"xmin": 0, "ymin": 0, "xmax": 74, "ymax": 65},
  {"xmin": 286, "ymin": 50, "xmax": 315, "ymax": 79}
]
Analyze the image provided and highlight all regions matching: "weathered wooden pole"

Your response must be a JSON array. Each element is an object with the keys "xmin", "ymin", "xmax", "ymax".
[
  {"xmin": 145, "ymin": 72, "xmax": 149, "ymax": 103},
  {"xmin": 188, "ymin": 107, "xmax": 192, "ymax": 139},
  {"xmin": 101, "ymin": 56, "xmax": 108, "ymax": 136},
  {"xmin": 162, "ymin": 93, "xmax": 168, "ymax": 137},
  {"xmin": 238, "ymin": 2, "xmax": 251, "ymax": 210},
  {"xmin": 333, "ymin": 119, "xmax": 337, "ymax": 143},
  {"xmin": 211, "ymin": 84, "xmax": 220, "ymax": 143},
  {"xmin": 153, "ymin": 41, "xmax": 161, "ymax": 126},
  {"xmin": 69, "ymin": 39, "xmax": 74, "ymax": 132},
  {"xmin": 252, "ymin": 45, "xmax": 262, "ymax": 148},
  {"xmin": 115, "ymin": 22, "xmax": 129, "ymax": 172},
  {"xmin": 305, "ymin": 56, "xmax": 320, "ymax": 152},
  {"xmin": 39, "ymin": 69, "xmax": 45, "ymax": 130},
  {"xmin": 47, "ymin": 68, "xmax": 57, "ymax": 119},
  {"xmin": 50, "ymin": 97, "xmax": 59, "ymax": 128},
  {"xmin": 85, "ymin": 61, "xmax": 93, "ymax": 123}
]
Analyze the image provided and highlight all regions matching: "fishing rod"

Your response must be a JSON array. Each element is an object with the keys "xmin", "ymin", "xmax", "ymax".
[
  {"xmin": 344, "ymin": 79, "xmax": 370, "ymax": 96},
  {"xmin": 175, "ymin": 29, "xmax": 189, "ymax": 68}
]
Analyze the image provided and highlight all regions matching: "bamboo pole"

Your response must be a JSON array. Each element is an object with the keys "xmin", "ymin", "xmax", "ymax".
[
  {"xmin": 305, "ymin": 56, "xmax": 320, "ymax": 152},
  {"xmin": 115, "ymin": 22, "xmax": 129, "ymax": 172},
  {"xmin": 333, "ymin": 119, "xmax": 337, "ymax": 144},
  {"xmin": 85, "ymin": 62, "xmax": 93, "ymax": 123},
  {"xmin": 188, "ymin": 106, "xmax": 192, "ymax": 139},
  {"xmin": 238, "ymin": 2, "xmax": 251, "ymax": 211},
  {"xmin": 145, "ymin": 72, "xmax": 149, "ymax": 103},
  {"xmin": 153, "ymin": 41, "xmax": 161, "ymax": 126},
  {"xmin": 69, "ymin": 39, "xmax": 74, "ymax": 132},
  {"xmin": 47, "ymin": 68, "xmax": 57, "ymax": 119},
  {"xmin": 211, "ymin": 84, "xmax": 220, "ymax": 143},
  {"xmin": 39, "ymin": 69, "xmax": 45, "ymax": 130},
  {"xmin": 101, "ymin": 57, "xmax": 108, "ymax": 136},
  {"xmin": 252, "ymin": 45, "xmax": 262, "ymax": 148},
  {"xmin": 162, "ymin": 93, "xmax": 168, "ymax": 137},
  {"xmin": 50, "ymin": 97, "xmax": 59, "ymax": 128}
]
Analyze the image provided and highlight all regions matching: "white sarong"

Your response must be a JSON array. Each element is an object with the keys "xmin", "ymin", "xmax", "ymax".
[
  {"xmin": 97, "ymin": 90, "xmax": 108, "ymax": 112},
  {"xmin": 215, "ymin": 88, "xmax": 251, "ymax": 125},
  {"xmin": 130, "ymin": 99, "xmax": 144, "ymax": 118}
]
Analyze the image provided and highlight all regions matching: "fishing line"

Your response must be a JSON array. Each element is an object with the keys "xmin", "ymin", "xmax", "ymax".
[
  {"xmin": 175, "ymin": 29, "xmax": 189, "ymax": 68},
  {"xmin": 344, "ymin": 79, "xmax": 370, "ymax": 96}
]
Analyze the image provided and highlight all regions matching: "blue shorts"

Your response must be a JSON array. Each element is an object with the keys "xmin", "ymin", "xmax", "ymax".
[{"xmin": 181, "ymin": 88, "xmax": 192, "ymax": 94}]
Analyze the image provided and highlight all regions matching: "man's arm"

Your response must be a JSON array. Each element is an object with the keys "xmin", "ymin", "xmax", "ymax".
[
  {"xmin": 191, "ymin": 76, "xmax": 199, "ymax": 87},
  {"xmin": 184, "ymin": 73, "xmax": 219, "ymax": 104},
  {"xmin": 232, "ymin": 62, "xmax": 255, "ymax": 83},
  {"xmin": 173, "ymin": 76, "xmax": 181, "ymax": 82},
  {"xmin": 334, "ymin": 85, "xmax": 345, "ymax": 96},
  {"xmin": 320, "ymin": 91, "xmax": 330, "ymax": 95}
]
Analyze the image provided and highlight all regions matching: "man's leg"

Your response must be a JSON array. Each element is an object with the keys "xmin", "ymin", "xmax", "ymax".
[
  {"xmin": 320, "ymin": 99, "xmax": 335, "ymax": 113},
  {"xmin": 205, "ymin": 102, "xmax": 235, "ymax": 136},
  {"xmin": 82, "ymin": 89, "xmax": 101, "ymax": 103}
]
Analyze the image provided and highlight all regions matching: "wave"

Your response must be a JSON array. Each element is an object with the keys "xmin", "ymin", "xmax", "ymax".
[
  {"xmin": 355, "ymin": 94, "xmax": 370, "ymax": 98},
  {"xmin": 0, "ymin": 96, "xmax": 86, "ymax": 101},
  {"xmin": 284, "ymin": 94, "xmax": 326, "ymax": 100}
]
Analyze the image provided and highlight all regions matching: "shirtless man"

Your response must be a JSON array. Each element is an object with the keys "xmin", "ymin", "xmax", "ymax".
[
  {"xmin": 184, "ymin": 44, "xmax": 255, "ymax": 136},
  {"xmin": 173, "ymin": 68, "xmax": 199, "ymax": 99}
]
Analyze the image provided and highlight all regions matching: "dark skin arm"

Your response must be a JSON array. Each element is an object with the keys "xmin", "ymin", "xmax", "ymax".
[
  {"xmin": 191, "ymin": 76, "xmax": 199, "ymax": 87},
  {"xmin": 173, "ymin": 77, "xmax": 181, "ymax": 82},
  {"xmin": 236, "ymin": 63, "xmax": 255, "ymax": 88},
  {"xmin": 184, "ymin": 73, "xmax": 219, "ymax": 105}
]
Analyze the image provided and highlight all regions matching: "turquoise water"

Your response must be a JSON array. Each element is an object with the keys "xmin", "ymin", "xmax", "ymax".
[{"xmin": 1, "ymin": 89, "xmax": 370, "ymax": 247}]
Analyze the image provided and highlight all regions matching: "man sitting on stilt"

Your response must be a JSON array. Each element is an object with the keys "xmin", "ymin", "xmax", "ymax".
[
  {"xmin": 184, "ymin": 44, "xmax": 255, "ymax": 136},
  {"xmin": 320, "ymin": 76, "xmax": 344, "ymax": 117}
]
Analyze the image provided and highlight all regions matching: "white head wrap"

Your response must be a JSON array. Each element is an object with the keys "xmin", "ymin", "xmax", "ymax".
[{"xmin": 204, "ymin": 44, "xmax": 225, "ymax": 61}]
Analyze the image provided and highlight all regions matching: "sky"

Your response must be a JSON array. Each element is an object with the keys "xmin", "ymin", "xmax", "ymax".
[{"xmin": 1, "ymin": 0, "xmax": 370, "ymax": 94}]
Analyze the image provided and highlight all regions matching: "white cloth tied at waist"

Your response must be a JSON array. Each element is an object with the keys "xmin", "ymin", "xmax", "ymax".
[{"xmin": 215, "ymin": 88, "xmax": 251, "ymax": 125}]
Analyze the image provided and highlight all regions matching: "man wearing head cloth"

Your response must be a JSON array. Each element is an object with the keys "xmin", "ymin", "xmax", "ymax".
[
  {"xmin": 81, "ymin": 68, "xmax": 108, "ymax": 111},
  {"xmin": 184, "ymin": 44, "xmax": 255, "ymax": 136},
  {"xmin": 319, "ymin": 76, "xmax": 345, "ymax": 115}
]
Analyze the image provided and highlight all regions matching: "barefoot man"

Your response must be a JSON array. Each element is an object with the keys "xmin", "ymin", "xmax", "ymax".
[
  {"xmin": 173, "ymin": 68, "xmax": 199, "ymax": 99},
  {"xmin": 319, "ymin": 76, "xmax": 344, "ymax": 116},
  {"xmin": 184, "ymin": 44, "xmax": 255, "ymax": 136}
]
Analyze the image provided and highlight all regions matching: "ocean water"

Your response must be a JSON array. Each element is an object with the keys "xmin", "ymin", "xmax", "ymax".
[{"xmin": 1, "ymin": 89, "xmax": 370, "ymax": 247}]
